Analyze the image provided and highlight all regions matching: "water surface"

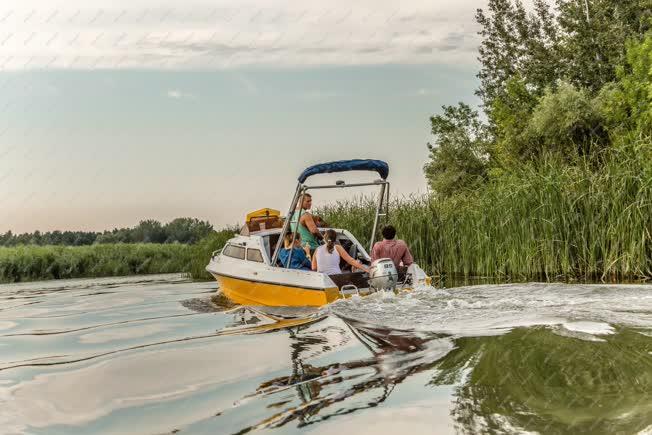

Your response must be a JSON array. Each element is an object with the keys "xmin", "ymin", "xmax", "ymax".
[{"xmin": 0, "ymin": 274, "xmax": 651, "ymax": 434}]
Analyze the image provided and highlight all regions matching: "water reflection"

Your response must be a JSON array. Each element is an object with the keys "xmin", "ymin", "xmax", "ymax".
[
  {"xmin": 233, "ymin": 313, "xmax": 453, "ymax": 432},
  {"xmin": 434, "ymin": 328, "xmax": 652, "ymax": 434},
  {"xmin": 231, "ymin": 309, "xmax": 652, "ymax": 435}
]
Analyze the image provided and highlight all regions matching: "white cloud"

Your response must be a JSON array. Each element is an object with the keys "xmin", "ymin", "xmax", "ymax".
[
  {"xmin": 166, "ymin": 89, "xmax": 196, "ymax": 99},
  {"xmin": 415, "ymin": 88, "xmax": 439, "ymax": 96},
  {"xmin": 0, "ymin": 1, "xmax": 487, "ymax": 70}
]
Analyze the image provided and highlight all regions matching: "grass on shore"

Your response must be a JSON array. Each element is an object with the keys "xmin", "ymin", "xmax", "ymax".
[
  {"xmin": 0, "ymin": 228, "xmax": 237, "ymax": 284},
  {"xmin": 0, "ymin": 243, "xmax": 194, "ymax": 284}
]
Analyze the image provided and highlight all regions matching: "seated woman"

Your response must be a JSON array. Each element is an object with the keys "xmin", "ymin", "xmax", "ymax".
[
  {"xmin": 278, "ymin": 232, "xmax": 312, "ymax": 271},
  {"xmin": 312, "ymin": 229, "xmax": 369, "ymax": 275}
]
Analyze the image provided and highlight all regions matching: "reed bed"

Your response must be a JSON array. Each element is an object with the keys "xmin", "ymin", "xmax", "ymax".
[
  {"xmin": 319, "ymin": 149, "xmax": 652, "ymax": 281},
  {"xmin": 0, "ymin": 228, "xmax": 236, "ymax": 284},
  {"xmin": 0, "ymin": 243, "xmax": 194, "ymax": 283}
]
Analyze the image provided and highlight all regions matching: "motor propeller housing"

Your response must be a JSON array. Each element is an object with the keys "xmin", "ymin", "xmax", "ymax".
[{"xmin": 368, "ymin": 258, "xmax": 398, "ymax": 291}]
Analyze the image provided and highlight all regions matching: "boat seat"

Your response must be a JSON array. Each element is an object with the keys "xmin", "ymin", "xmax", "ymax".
[
  {"xmin": 338, "ymin": 239, "xmax": 354, "ymax": 271},
  {"xmin": 328, "ymin": 272, "xmax": 368, "ymax": 290}
]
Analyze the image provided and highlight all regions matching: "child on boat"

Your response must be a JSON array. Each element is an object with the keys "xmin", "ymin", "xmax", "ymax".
[{"xmin": 278, "ymin": 232, "xmax": 312, "ymax": 271}]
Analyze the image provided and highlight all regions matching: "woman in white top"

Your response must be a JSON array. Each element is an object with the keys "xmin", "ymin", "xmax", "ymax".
[{"xmin": 312, "ymin": 229, "xmax": 369, "ymax": 275}]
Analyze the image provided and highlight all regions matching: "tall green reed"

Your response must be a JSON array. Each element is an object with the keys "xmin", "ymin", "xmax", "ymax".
[{"xmin": 319, "ymin": 146, "xmax": 651, "ymax": 281}]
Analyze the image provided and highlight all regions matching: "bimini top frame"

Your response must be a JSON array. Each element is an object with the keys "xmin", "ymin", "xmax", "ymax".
[{"xmin": 271, "ymin": 159, "xmax": 391, "ymax": 268}]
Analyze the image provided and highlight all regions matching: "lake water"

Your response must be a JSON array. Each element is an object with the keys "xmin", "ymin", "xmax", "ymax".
[{"xmin": 0, "ymin": 274, "xmax": 651, "ymax": 434}]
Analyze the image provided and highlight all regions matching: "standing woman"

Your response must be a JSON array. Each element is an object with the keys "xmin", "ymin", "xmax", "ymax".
[{"xmin": 312, "ymin": 229, "xmax": 369, "ymax": 274}]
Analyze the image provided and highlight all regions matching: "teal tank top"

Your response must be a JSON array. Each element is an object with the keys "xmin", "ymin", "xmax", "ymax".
[{"xmin": 290, "ymin": 210, "xmax": 319, "ymax": 249}]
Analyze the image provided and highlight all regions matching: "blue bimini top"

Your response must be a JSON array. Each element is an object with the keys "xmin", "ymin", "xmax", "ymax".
[{"xmin": 297, "ymin": 159, "xmax": 389, "ymax": 184}]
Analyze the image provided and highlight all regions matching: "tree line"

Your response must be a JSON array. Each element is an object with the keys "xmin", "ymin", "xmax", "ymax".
[
  {"xmin": 0, "ymin": 218, "xmax": 214, "ymax": 247},
  {"xmin": 424, "ymin": 0, "xmax": 651, "ymax": 196}
]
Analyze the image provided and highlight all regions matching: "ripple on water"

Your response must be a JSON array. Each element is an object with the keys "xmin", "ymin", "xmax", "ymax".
[{"xmin": 0, "ymin": 276, "xmax": 650, "ymax": 435}]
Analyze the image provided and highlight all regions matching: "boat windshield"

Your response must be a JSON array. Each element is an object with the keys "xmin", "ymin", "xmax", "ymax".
[{"xmin": 262, "ymin": 233, "xmax": 281, "ymax": 264}]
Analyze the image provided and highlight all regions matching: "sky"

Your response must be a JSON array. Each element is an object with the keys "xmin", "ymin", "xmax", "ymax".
[{"xmin": 1, "ymin": 0, "xmax": 488, "ymax": 233}]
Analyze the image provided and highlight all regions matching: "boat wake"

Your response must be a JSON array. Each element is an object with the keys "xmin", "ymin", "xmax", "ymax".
[{"xmin": 328, "ymin": 282, "xmax": 652, "ymax": 340}]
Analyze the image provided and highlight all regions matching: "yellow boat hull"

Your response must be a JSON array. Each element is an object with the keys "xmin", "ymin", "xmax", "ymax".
[{"xmin": 214, "ymin": 274, "xmax": 341, "ymax": 307}]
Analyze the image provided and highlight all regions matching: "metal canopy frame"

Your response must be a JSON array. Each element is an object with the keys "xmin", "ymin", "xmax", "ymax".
[{"xmin": 271, "ymin": 179, "xmax": 390, "ymax": 267}]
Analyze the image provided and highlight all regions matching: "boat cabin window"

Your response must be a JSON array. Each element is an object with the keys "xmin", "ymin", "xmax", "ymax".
[
  {"xmin": 223, "ymin": 244, "xmax": 246, "ymax": 260},
  {"xmin": 246, "ymin": 248, "xmax": 264, "ymax": 263},
  {"xmin": 262, "ymin": 234, "xmax": 281, "ymax": 264}
]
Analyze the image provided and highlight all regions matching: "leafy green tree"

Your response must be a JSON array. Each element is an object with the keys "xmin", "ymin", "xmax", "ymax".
[
  {"xmin": 0, "ymin": 218, "xmax": 218, "ymax": 247},
  {"xmin": 469, "ymin": 0, "xmax": 651, "ymax": 166},
  {"xmin": 524, "ymin": 81, "xmax": 609, "ymax": 158},
  {"xmin": 164, "ymin": 218, "xmax": 213, "ymax": 244},
  {"xmin": 134, "ymin": 219, "xmax": 166, "ymax": 244},
  {"xmin": 605, "ymin": 33, "xmax": 652, "ymax": 136},
  {"xmin": 490, "ymin": 76, "xmax": 540, "ymax": 165},
  {"xmin": 0, "ymin": 231, "xmax": 14, "ymax": 246},
  {"xmin": 29, "ymin": 230, "xmax": 42, "ymax": 245},
  {"xmin": 424, "ymin": 103, "xmax": 491, "ymax": 197},
  {"xmin": 50, "ymin": 231, "xmax": 62, "ymax": 245},
  {"xmin": 475, "ymin": 0, "xmax": 561, "ymax": 107},
  {"xmin": 72, "ymin": 232, "xmax": 96, "ymax": 246},
  {"xmin": 556, "ymin": 0, "xmax": 651, "ymax": 91},
  {"xmin": 94, "ymin": 232, "xmax": 117, "ymax": 244},
  {"xmin": 476, "ymin": 0, "xmax": 650, "ymax": 108}
]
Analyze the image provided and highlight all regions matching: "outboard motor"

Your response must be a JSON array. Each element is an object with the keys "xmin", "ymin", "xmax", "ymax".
[{"xmin": 368, "ymin": 258, "xmax": 398, "ymax": 291}]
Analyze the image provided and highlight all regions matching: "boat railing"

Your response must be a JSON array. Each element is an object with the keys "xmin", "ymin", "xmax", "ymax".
[{"xmin": 340, "ymin": 284, "xmax": 359, "ymax": 297}]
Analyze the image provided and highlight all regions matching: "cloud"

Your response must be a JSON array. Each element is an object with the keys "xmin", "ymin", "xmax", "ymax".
[
  {"xmin": 166, "ymin": 89, "xmax": 196, "ymax": 99},
  {"xmin": 414, "ymin": 88, "xmax": 439, "ymax": 97},
  {"xmin": 0, "ymin": 1, "xmax": 486, "ymax": 70}
]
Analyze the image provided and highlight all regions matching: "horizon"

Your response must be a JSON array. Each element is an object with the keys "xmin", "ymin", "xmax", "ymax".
[{"xmin": 1, "ymin": 1, "xmax": 493, "ymax": 233}]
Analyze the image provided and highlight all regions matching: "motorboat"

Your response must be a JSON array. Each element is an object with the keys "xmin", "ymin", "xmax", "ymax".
[{"xmin": 206, "ymin": 159, "xmax": 430, "ymax": 306}]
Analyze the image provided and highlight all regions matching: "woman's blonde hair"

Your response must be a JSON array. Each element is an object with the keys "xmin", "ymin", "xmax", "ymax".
[{"xmin": 284, "ymin": 232, "xmax": 301, "ymax": 248}]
